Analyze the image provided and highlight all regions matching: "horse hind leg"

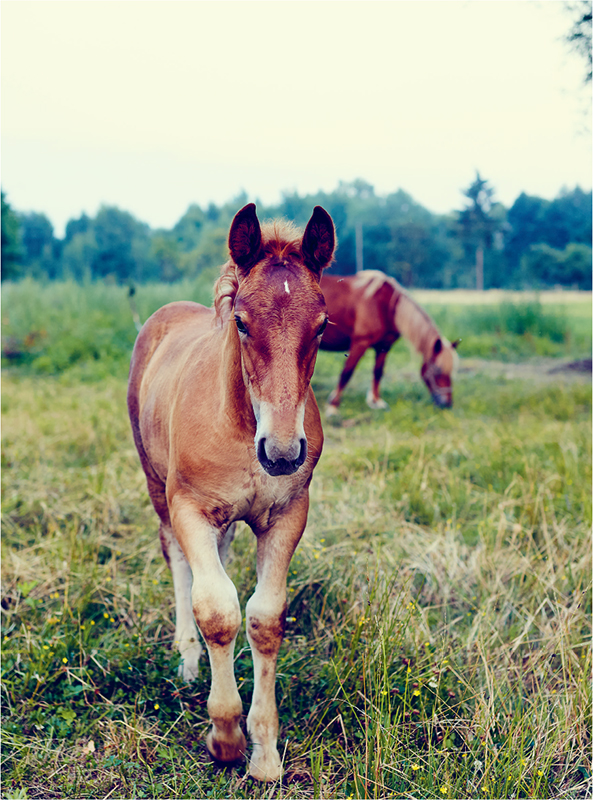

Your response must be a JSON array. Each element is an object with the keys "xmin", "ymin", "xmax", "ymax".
[
  {"xmin": 160, "ymin": 522, "xmax": 203, "ymax": 682},
  {"xmin": 218, "ymin": 522, "xmax": 237, "ymax": 567},
  {"xmin": 366, "ymin": 347, "xmax": 390, "ymax": 410},
  {"xmin": 327, "ymin": 340, "xmax": 369, "ymax": 415}
]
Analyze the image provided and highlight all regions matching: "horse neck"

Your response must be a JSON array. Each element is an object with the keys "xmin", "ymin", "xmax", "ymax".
[{"xmin": 394, "ymin": 292, "xmax": 439, "ymax": 360}]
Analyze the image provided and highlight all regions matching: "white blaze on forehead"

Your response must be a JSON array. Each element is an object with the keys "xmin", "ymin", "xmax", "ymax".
[{"xmin": 284, "ymin": 279, "xmax": 290, "ymax": 294}]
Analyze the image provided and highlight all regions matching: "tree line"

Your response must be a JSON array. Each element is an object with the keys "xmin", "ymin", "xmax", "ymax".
[{"xmin": 2, "ymin": 175, "xmax": 591, "ymax": 290}]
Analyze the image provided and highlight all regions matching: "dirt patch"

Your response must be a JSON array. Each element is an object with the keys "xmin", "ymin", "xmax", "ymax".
[
  {"xmin": 457, "ymin": 357, "xmax": 592, "ymax": 384},
  {"xmin": 548, "ymin": 358, "xmax": 592, "ymax": 374}
]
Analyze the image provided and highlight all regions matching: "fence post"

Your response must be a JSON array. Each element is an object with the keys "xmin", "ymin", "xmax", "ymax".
[{"xmin": 355, "ymin": 222, "xmax": 364, "ymax": 272}]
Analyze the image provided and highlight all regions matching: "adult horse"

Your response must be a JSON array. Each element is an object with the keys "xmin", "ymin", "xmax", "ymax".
[
  {"xmin": 127, "ymin": 204, "xmax": 335, "ymax": 781},
  {"xmin": 320, "ymin": 270, "xmax": 459, "ymax": 413}
]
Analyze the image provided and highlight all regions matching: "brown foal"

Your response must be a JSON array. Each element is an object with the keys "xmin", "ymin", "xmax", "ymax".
[{"xmin": 127, "ymin": 204, "xmax": 335, "ymax": 780}]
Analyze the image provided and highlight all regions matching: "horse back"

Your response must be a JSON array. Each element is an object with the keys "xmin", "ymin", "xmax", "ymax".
[
  {"xmin": 321, "ymin": 272, "xmax": 400, "ymax": 348},
  {"xmin": 318, "ymin": 275, "xmax": 356, "ymax": 350}
]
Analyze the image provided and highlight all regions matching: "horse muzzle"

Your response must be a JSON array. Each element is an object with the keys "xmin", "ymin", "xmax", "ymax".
[
  {"xmin": 432, "ymin": 392, "xmax": 452, "ymax": 409},
  {"xmin": 257, "ymin": 437, "xmax": 308, "ymax": 476}
]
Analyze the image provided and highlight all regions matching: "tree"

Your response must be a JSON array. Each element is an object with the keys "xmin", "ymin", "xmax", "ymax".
[
  {"xmin": 151, "ymin": 235, "xmax": 183, "ymax": 282},
  {"xmin": 18, "ymin": 211, "xmax": 61, "ymax": 278},
  {"xmin": 457, "ymin": 172, "xmax": 501, "ymax": 290},
  {"xmin": 188, "ymin": 227, "xmax": 228, "ymax": 272},
  {"xmin": 543, "ymin": 187, "xmax": 592, "ymax": 249},
  {"xmin": 564, "ymin": 1, "xmax": 592, "ymax": 84},
  {"xmin": 62, "ymin": 229, "xmax": 98, "ymax": 282},
  {"xmin": 521, "ymin": 242, "xmax": 592, "ymax": 289},
  {"xmin": 505, "ymin": 187, "xmax": 592, "ymax": 285},
  {"xmin": 1, "ymin": 191, "xmax": 23, "ymax": 281},
  {"xmin": 505, "ymin": 193, "xmax": 550, "ymax": 270},
  {"xmin": 64, "ymin": 213, "xmax": 91, "ymax": 244},
  {"xmin": 563, "ymin": 242, "xmax": 593, "ymax": 288},
  {"xmin": 91, "ymin": 206, "xmax": 152, "ymax": 282}
]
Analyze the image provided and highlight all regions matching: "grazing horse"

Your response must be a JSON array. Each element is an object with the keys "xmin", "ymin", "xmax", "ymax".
[
  {"xmin": 127, "ymin": 204, "xmax": 336, "ymax": 781},
  {"xmin": 320, "ymin": 270, "xmax": 459, "ymax": 413}
]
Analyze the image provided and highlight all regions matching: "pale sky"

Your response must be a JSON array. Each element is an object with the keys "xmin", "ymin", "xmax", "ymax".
[{"xmin": 2, "ymin": 1, "xmax": 591, "ymax": 237}]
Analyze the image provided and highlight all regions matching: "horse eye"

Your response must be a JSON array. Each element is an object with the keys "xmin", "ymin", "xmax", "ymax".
[
  {"xmin": 235, "ymin": 316, "xmax": 248, "ymax": 335},
  {"xmin": 316, "ymin": 318, "xmax": 328, "ymax": 337}
]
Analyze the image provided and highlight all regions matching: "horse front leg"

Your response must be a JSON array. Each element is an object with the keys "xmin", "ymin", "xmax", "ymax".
[
  {"xmin": 245, "ymin": 493, "xmax": 309, "ymax": 781},
  {"xmin": 160, "ymin": 522, "xmax": 202, "ymax": 682},
  {"xmin": 170, "ymin": 496, "xmax": 247, "ymax": 764}
]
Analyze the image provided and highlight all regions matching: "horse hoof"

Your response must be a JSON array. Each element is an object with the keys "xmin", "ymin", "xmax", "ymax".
[
  {"xmin": 248, "ymin": 748, "xmax": 282, "ymax": 782},
  {"xmin": 177, "ymin": 647, "xmax": 202, "ymax": 683},
  {"xmin": 206, "ymin": 729, "xmax": 247, "ymax": 765},
  {"xmin": 365, "ymin": 392, "xmax": 388, "ymax": 410}
]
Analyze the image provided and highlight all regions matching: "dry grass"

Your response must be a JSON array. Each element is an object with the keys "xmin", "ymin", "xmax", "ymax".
[{"xmin": 411, "ymin": 289, "xmax": 592, "ymax": 306}]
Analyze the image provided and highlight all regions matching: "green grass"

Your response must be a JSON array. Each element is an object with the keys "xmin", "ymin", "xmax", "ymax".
[{"xmin": 2, "ymin": 348, "xmax": 591, "ymax": 797}]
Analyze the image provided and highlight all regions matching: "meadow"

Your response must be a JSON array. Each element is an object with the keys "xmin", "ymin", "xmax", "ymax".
[{"xmin": 1, "ymin": 281, "xmax": 591, "ymax": 799}]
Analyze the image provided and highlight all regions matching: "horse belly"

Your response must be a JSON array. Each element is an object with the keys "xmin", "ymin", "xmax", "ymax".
[{"xmin": 320, "ymin": 325, "xmax": 351, "ymax": 352}]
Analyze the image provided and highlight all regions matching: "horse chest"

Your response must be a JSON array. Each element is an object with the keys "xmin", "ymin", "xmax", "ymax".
[{"xmin": 229, "ymin": 468, "xmax": 306, "ymax": 531}]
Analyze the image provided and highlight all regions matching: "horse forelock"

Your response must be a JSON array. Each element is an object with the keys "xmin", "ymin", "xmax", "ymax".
[
  {"xmin": 214, "ymin": 220, "xmax": 310, "ymax": 326},
  {"xmin": 260, "ymin": 219, "xmax": 304, "ymax": 261},
  {"xmin": 436, "ymin": 339, "xmax": 459, "ymax": 374}
]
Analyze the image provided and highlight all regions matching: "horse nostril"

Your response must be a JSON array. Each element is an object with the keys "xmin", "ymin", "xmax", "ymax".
[
  {"xmin": 296, "ymin": 438, "xmax": 307, "ymax": 467},
  {"xmin": 257, "ymin": 437, "xmax": 268, "ymax": 465}
]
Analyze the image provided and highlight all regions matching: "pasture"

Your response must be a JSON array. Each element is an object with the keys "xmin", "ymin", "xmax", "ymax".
[{"xmin": 1, "ymin": 282, "xmax": 591, "ymax": 799}]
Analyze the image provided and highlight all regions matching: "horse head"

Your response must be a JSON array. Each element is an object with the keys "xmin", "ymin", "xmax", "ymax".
[
  {"xmin": 228, "ymin": 203, "xmax": 335, "ymax": 476},
  {"xmin": 421, "ymin": 337, "xmax": 460, "ymax": 408}
]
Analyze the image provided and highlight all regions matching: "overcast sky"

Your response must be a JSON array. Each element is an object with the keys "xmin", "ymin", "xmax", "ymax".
[{"xmin": 2, "ymin": 1, "xmax": 591, "ymax": 237}]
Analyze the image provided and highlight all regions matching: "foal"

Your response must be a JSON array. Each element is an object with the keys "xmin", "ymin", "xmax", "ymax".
[{"xmin": 127, "ymin": 204, "xmax": 335, "ymax": 781}]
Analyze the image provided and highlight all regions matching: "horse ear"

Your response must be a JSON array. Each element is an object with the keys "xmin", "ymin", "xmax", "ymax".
[
  {"xmin": 228, "ymin": 203, "xmax": 263, "ymax": 275},
  {"xmin": 433, "ymin": 338, "xmax": 443, "ymax": 356},
  {"xmin": 302, "ymin": 206, "xmax": 336, "ymax": 278},
  {"xmin": 451, "ymin": 338, "xmax": 461, "ymax": 349}
]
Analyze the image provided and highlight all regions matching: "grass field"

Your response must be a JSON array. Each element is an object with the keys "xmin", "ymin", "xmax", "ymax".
[{"xmin": 1, "ymin": 283, "xmax": 591, "ymax": 799}]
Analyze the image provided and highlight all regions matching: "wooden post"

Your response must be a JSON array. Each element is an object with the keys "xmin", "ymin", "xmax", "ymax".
[
  {"xmin": 355, "ymin": 222, "xmax": 364, "ymax": 272},
  {"xmin": 476, "ymin": 245, "xmax": 484, "ymax": 291}
]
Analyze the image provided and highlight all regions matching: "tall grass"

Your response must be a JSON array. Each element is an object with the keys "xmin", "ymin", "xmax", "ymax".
[
  {"xmin": 2, "ymin": 360, "xmax": 590, "ymax": 798},
  {"xmin": 424, "ymin": 300, "xmax": 591, "ymax": 359},
  {"xmin": 2, "ymin": 281, "xmax": 591, "ymax": 378},
  {"xmin": 1, "ymin": 275, "xmax": 217, "ymax": 377}
]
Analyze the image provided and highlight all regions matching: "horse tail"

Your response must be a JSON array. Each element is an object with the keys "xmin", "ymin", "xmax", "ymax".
[{"xmin": 128, "ymin": 285, "xmax": 143, "ymax": 333}]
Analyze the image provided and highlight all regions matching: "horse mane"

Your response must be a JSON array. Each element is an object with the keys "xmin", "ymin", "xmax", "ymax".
[
  {"xmin": 214, "ymin": 219, "xmax": 305, "ymax": 326},
  {"xmin": 353, "ymin": 270, "xmax": 450, "ymax": 359},
  {"xmin": 396, "ymin": 292, "xmax": 444, "ymax": 359}
]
